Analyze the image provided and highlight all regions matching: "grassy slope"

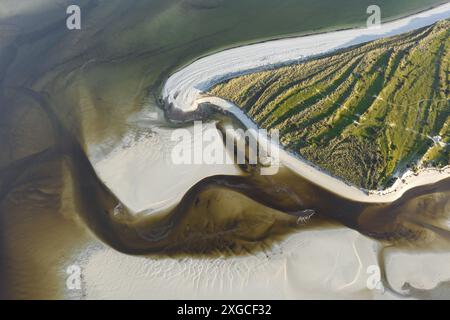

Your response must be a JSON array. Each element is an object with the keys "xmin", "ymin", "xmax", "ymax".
[
  {"xmin": 210, "ymin": 20, "xmax": 450, "ymax": 189},
  {"xmin": 1, "ymin": 0, "xmax": 446, "ymax": 152}
]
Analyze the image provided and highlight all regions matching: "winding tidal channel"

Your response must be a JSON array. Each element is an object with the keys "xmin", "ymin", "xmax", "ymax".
[
  {"xmin": 1, "ymin": 1, "xmax": 450, "ymax": 299},
  {"xmin": 82, "ymin": 3, "xmax": 450, "ymax": 298}
]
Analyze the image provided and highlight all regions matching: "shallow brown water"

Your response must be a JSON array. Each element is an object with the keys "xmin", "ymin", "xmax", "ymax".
[{"xmin": 1, "ymin": 0, "xmax": 449, "ymax": 299}]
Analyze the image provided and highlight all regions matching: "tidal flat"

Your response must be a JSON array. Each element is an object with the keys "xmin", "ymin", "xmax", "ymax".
[{"xmin": 1, "ymin": 0, "xmax": 449, "ymax": 299}]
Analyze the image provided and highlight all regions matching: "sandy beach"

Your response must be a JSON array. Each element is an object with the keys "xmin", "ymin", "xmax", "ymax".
[
  {"xmin": 77, "ymin": 226, "xmax": 389, "ymax": 299},
  {"xmin": 194, "ymin": 97, "xmax": 450, "ymax": 203},
  {"xmin": 162, "ymin": 2, "xmax": 450, "ymax": 204},
  {"xmin": 70, "ymin": 223, "xmax": 450, "ymax": 299},
  {"xmin": 3, "ymin": 0, "xmax": 450, "ymax": 302},
  {"xmin": 87, "ymin": 3, "xmax": 450, "ymax": 212},
  {"xmin": 87, "ymin": 106, "xmax": 240, "ymax": 213}
]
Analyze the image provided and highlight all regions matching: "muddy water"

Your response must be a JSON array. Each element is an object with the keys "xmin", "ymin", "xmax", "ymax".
[
  {"xmin": 93, "ymin": 165, "xmax": 450, "ymax": 255},
  {"xmin": 66, "ymin": 102, "xmax": 450, "ymax": 256},
  {"xmin": 1, "ymin": 73, "xmax": 450, "ymax": 299},
  {"xmin": 1, "ymin": 0, "xmax": 449, "ymax": 299}
]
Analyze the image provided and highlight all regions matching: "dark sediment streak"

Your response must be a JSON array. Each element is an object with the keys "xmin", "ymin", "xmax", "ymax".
[{"xmin": 1, "ymin": 81, "xmax": 449, "ymax": 260}]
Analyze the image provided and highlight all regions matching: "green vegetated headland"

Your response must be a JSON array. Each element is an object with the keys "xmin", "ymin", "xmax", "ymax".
[{"xmin": 210, "ymin": 20, "xmax": 450, "ymax": 190}]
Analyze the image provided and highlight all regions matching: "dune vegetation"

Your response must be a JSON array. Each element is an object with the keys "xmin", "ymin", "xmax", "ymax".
[{"xmin": 210, "ymin": 20, "xmax": 450, "ymax": 189}]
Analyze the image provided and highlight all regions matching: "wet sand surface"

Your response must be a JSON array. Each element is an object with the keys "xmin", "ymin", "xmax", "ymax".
[
  {"xmin": 2, "ymin": 115, "xmax": 450, "ymax": 299},
  {"xmin": 1, "ymin": 0, "xmax": 450, "ymax": 299}
]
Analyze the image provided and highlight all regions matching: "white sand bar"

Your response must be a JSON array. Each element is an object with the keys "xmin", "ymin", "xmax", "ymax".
[{"xmin": 163, "ymin": 3, "xmax": 450, "ymax": 204}]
